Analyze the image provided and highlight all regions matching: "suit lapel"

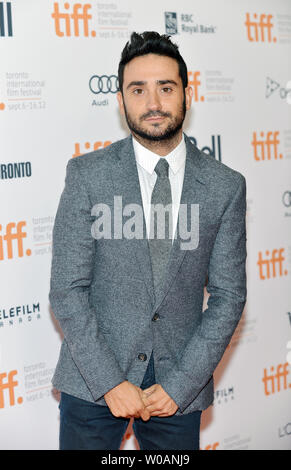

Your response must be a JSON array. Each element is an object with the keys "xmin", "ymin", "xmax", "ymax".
[
  {"xmin": 110, "ymin": 134, "xmax": 206, "ymax": 314},
  {"xmin": 151, "ymin": 135, "xmax": 206, "ymax": 313},
  {"xmin": 110, "ymin": 136, "xmax": 156, "ymax": 306}
]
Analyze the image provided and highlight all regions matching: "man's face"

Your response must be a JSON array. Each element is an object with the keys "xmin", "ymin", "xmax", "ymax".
[{"xmin": 117, "ymin": 53, "xmax": 192, "ymax": 142}]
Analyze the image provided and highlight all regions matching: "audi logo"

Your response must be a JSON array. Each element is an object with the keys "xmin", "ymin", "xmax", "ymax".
[
  {"xmin": 89, "ymin": 74, "xmax": 119, "ymax": 94},
  {"xmin": 282, "ymin": 191, "xmax": 291, "ymax": 207}
]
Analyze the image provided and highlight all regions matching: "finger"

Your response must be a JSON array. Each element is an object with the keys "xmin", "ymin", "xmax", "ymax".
[
  {"xmin": 124, "ymin": 412, "xmax": 139, "ymax": 419},
  {"xmin": 142, "ymin": 384, "xmax": 158, "ymax": 395},
  {"xmin": 152, "ymin": 405, "xmax": 178, "ymax": 417},
  {"xmin": 143, "ymin": 389, "xmax": 163, "ymax": 402},
  {"xmin": 144, "ymin": 404, "xmax": 163, "ymax": 414},
  {"xmin": 148, "ymin": 406, "xmax": 175, "ymax": 417},
  {"xmin": 140, "ymin": 409, "xmax": 151, "ymax": 422},
  {"xmin": 141, "ymin": 395, "xmax": 149, "ymax": 404},
  {"xmin": 141, "ymin": 395, "xmax": 156, "ymax": 406}
]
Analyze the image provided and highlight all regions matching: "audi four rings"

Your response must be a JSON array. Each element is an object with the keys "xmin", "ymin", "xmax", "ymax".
[
  {"xmin": 89, "ymin": 75, "xmax": 119, "ymax": 94},
  {"xmin": 282, "ymin": 191, "xmax": 291, "ymax": 207}
]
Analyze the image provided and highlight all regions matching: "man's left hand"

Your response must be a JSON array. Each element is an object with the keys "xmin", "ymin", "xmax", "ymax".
[{"xmin": 141, "ymin": 384, "xmax": 178, "ymax": 417}]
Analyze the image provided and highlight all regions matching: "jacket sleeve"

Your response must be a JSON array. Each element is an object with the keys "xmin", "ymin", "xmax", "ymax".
[
  {"xmin": 160, "ymin": 174, "xmax": 247, "ymax": 412},
  {"xmin": 49, "ymin": 158, "xmax": 126, "ymax": 401}
]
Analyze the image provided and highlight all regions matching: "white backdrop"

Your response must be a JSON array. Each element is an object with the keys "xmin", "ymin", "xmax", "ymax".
[{"xmin": 0, "ymin": 0, "xmax": 291, "ymax": 450}]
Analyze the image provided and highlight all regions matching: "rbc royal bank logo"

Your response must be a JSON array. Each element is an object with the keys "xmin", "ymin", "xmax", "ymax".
[{"xmin": 165, "ymin": 12, "xmax": 178, "ymax": 35}]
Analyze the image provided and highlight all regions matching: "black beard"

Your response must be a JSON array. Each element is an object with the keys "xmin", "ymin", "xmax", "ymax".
[{"xmin": 123, "ymin": 97, "xmax": 186, "ymax": 142}]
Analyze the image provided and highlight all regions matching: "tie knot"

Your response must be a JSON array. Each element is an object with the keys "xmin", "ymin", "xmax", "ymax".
[{"xmin": 154, "ymin": 158, "xmax": 169, "ymax": 178}]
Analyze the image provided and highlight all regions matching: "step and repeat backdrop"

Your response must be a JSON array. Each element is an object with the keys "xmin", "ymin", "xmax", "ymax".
[{"xmin": 0, "ymin": 0, "xmax": 291, "ymax": 450}]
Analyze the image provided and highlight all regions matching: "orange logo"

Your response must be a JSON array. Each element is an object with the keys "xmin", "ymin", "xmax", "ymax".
[
  {"xmin": 0, "ymin": 370, "xmax": 23, "ymax": 408},
  {"xmin": 252, "ymin": 131, "xmax": 283, "ymax": 161},
  {"xmin": 203, "ymin": 442, "xmax": 219, "ymax": 450},
  {"xmin": 51, "ymin": 2, "xmax": 95, "ymax": 37},
  {"xmin": 72, "ymin": 140, "xmax": 112, "ymax": 158},
  {"xmin": 0, "ymin": 221, "xmax": 31, "ymax": 260},
  {"xmin": 188, "ymin": 71, "xmax": 204, "ymax": 102},
  {"xmin": 245, "ymin": 13, "xmax": 277, "ymax": 43},
  {"xmin": 257, "ymin": 248, "xmax": 287, "ymax": 280},
  {"xmin": 262, "ymin": 362, "xmax": 290, "ymax": 395}
]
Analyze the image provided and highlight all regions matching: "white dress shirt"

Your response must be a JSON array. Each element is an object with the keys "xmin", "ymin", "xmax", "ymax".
[{"xmin": 132, "ymin": 134, "xmax": 186, "ymax": 243}]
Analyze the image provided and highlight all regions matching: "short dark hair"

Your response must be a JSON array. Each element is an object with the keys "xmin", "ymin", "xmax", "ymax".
[{"xmin": 118, "ymin": 31, "xmax": 188, "ymax": 94}]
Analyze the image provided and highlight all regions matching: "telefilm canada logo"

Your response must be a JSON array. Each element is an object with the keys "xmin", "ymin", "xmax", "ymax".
[
  {"xmin": 0, "ymin": 302, "xmax": 41, "ymax": 328},
  {"xmin": 214, "ymin": 386, "xmax": 235, "ymax": 405},
  {"xmin": 164, "ymin": 11, "xmax": 217, "ymax": 35}
]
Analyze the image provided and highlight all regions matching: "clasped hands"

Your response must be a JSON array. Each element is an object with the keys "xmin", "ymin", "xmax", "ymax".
[{"xmin": 104, "ymin": 380, "xmax": 178, "ymax": 421}]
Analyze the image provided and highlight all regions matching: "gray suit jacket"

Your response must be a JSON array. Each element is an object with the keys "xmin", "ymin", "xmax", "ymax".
[{"xmin": 49, "ymin": 133, "xmax": 247, "ymax": 415}]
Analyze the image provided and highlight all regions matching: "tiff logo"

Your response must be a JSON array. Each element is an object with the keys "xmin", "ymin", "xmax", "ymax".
[
  {"xmin": 252, "ymin": 131, "xmax": 283, "ymax": 161},
  {"xmin": 0, "ymin": 370, "xmax": 23, "ymax": 408},
  {"xmin": 257, "ymin": 248, "xmax": 287, "ymax": 280},
  {"xmin": 262, "ymin": 363, "xmax": 290, "ymax": 395},
  {"xmin": 0, "ymin": 1, "xmax": 12, "ymax": 37},
  {"xmin": 203, "ymin": 442, "xmax": 219, "ymax": 450},
  {"xmin": 72, "ymin": 140, "xmax": 112, "ymax": 158},
  {"xmin": 51, "ymin": 2, "xmax": 95, "ymax": 37},
  {"xmin": 245, "ymin": 13, "xmax": 277, "ymax": 43},
  {"xmin": 0, "ymin": 221, "xmax": 31, "ymax": 260},
  {"xmin": 188, "ymin": 71, "xmax": 204, "ymax": 102}
]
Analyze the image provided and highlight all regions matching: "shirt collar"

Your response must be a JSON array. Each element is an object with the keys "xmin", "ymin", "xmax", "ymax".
[{"xmin": 132, "ymin": 133, "xmax": 186, "ymax": 176}]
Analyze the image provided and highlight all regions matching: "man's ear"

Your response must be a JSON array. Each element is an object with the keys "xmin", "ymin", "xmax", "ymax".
[
  {"xmin": 185, "ymin": 85, "xmax": 193, "ymax": 111},
  {"xmin": 117, "ymin": 91, "xmax": 125, "ymax": 115}
]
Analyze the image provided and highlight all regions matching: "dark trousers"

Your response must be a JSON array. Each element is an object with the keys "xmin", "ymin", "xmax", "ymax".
[{"xmin": 59, "ymin": 352, "xmax": 201, "ymax": 450}]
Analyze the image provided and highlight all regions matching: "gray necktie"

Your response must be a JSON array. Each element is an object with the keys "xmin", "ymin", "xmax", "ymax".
[{"xmin": 148, "ymin": 158, "xmax": 173, "ymax": 293}]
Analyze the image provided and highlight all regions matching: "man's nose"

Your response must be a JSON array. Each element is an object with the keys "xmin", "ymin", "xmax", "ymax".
[{"xmin": 146, "ymin": 90, "xmax": 161, "ymax": 110}]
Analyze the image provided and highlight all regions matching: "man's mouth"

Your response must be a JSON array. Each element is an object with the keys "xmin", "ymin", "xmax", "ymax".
[
  {"xmin": 142, "ymin": 112, "xmax": 171, "ymax": 122},
  {"xmin": 144, "ymin": 116, "xmax": 165, "ymax": 122}
]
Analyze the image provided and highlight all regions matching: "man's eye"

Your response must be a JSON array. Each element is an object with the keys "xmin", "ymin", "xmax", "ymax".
[
  {"xmin": 162, "ymin": 87, "xmax": 172, "ymax": 93},
  {"xmin": 133, "ymin": 89, "xmax": 144, "ymax": 95}
]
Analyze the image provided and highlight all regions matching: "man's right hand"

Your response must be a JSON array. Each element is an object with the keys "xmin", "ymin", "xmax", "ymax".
[{"xmin": 104, "ymin": 381, "xmax": 150, "ymax": 421}]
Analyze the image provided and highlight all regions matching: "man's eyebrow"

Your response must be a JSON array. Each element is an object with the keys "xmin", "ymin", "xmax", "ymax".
[
  {"xmin": 157, "ymin": 79, "xmax": 178, "ymax": 86},
  {"xmin": 126, "ymin": 79, "xmax": 178, "ymax": 90},
  {"xmin": 126, "ymin": 80, "xmax": 146, "ymax": 89}
]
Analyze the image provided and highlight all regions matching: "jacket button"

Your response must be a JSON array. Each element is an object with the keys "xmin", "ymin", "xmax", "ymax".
[
  {"xmin": 152, "ymin": 313, "xmax": 160, "ymax": 321},
  {"xmin": 138, "ymin": 353, "xmax": 147, "ymax": 362}
]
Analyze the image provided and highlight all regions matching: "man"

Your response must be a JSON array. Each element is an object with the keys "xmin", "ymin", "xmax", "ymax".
[{"xmin": 49, "ymin": 31, "xmax": 247, "ymax": 450}]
